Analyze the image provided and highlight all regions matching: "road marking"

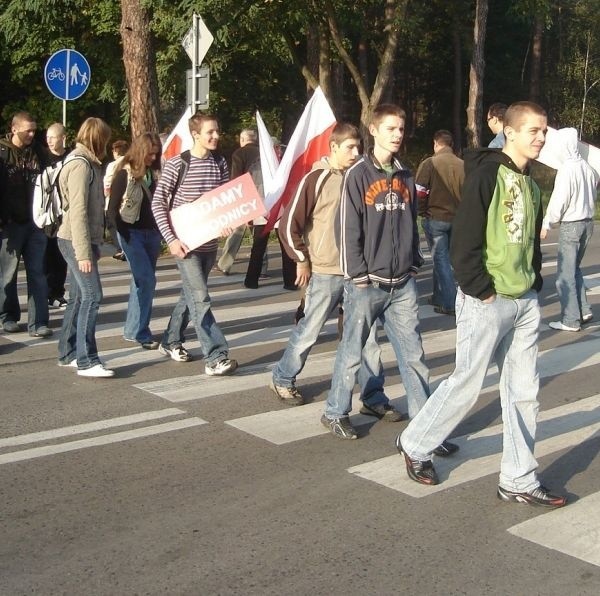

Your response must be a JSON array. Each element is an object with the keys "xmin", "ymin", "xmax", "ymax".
[
  {"xmin": 133, "ymin": 327, "xmax": 458, "ymax": 402},
  {"xmin": 0, "ymin": 408, "xmax": 185, "ymax": 448},
  {"xmin": 507, "ymin": 491, "xmax": 600, "ymax": 567},
  {"xmin": 0, "ymin": 418, "xmax": 207, "ymax": 465},
  {"xmin": 347, "ymin": 393, "xmax": 600, "ymax": 497}
]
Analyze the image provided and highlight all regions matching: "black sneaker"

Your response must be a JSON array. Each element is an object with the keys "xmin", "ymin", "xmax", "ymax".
[
  {"xmin": 432, "ymin": 440, "xmax": 460, "ymax": 457},
  {"xmin": 269, "ymin": 381, "xmax": 304, "ymax": 406},
  {"xmin": 497, "ymin": 485, "xmax": 567, "ymax": 508},
  {"xmin": 395, "ymin": 436, "xmax": 439, "ymax": 485},
  {"xmin": 360, "ymin": 402, "xmax": 406, "ymax": 422},
  {"xmin": 320, "ymin": 414, "xmax": 358, "ymax": 440}
]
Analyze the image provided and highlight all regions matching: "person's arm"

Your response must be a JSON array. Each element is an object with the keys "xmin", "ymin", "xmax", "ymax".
[
  {"xmin": 415, "ymin": 158, "xmax": 432, "ymax": 217},
  {"xmin": 279, "ymin": 170, "xmax": 321, "ymax": 286},
  {"xmin": 339, "ymin": 168, "xmax": 368, "ymax": 285},
  {"xmin": 408, "ymin": 179, "xmax": 425, "ymax": 272},
  {"xmin": 63, "ymin": 159, "xmax": 94, "ymax": 264},
  {"xmin": 450, "ymin": 162, "xmax": 498, "ymax": 300},
  {"xmin": 532, "ymin": 189, "xmax": 544, "ymax": 292},
  {"xmin": 107, "ymin": 169, "xmax": 129, "ymax": 240}
]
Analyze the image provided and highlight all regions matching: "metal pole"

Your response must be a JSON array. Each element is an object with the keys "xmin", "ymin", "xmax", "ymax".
[
  {"xmin": 192, "ymin": 13, "xmax": 198, "ymax": 113},
  {"xmin": 63, "ymin": 100, "xmax": 66, "ymax": 127}
]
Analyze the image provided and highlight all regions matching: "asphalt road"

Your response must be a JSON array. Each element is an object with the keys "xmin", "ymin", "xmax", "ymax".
[{"xmin": 1, "ymin": 229, "xmax": 599, "ymax": 596}]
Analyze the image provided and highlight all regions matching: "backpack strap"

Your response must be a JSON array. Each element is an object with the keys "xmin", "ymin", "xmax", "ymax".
[{"xmin": 169, "ymin": 150, "xmax": 191, "ymax": 210}]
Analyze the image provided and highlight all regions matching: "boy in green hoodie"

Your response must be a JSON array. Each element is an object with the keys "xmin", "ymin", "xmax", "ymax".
[{"xmin": 397, "ymin": 101, "xmax": 567, "ymax": 509}]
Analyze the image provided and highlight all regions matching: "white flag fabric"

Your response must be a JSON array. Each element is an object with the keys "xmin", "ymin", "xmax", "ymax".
[
  {"xmin": 162, "ymin": 106, "xmax": 193, "ymax": 161},
  {"xmin": 257, "ymin": 87, "xmax": 336, "ymax": 225}
]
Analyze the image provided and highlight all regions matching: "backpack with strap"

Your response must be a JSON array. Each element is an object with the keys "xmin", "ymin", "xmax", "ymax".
[
  {"xmin": 32, "ymin": 154, "xmax": 93, "ymax": 238},
  {"xmin": 168, "ymin": 150, "xmax": 227, "ymax": 210}
]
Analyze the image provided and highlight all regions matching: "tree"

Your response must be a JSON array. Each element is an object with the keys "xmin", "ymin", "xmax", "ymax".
[
  {"xmin": 465, "ymin": 0, "xmax": 488, "ymax": 148},
  {"xmin": 120, "ymin": 0, "xmax": 159, "ymax": 136}
]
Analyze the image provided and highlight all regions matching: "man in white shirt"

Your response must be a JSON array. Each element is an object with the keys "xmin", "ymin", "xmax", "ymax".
[{"xmin": 541, "ymin": 127, "xmax": 599, "ymax": 331}]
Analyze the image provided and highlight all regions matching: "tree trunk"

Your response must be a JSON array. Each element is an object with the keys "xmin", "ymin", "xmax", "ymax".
[
  {"xmin": 529, "ymin": 15, "xmax": 543, "ymax": 102},
  {"xmin": 465, "ymin": 0, "xmax": 488, "ymax": 148},
  {"xmin": 318, "ymin": 24, "xmax": 333, "ymax": 105},
  {"xmin": 120, "ymin": 0, "xmax": 159, "ymax": 137},
  {"xmin": 452, "ymin": 14, "xmax": 463, "ymax": 150}
]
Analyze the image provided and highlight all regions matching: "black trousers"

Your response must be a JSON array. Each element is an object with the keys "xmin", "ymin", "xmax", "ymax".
[
  {"xmin": 45, "ymin": 236, "xmax": 67, "ymax": 300},
  {"xmin": 244, "ymin": 226, "xmax": 296, "ymax": 289}
]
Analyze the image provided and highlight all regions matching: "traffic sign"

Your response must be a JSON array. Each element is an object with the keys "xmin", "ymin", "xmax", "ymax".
[
  {"xmin": 182, "ymin": 16, "xmax": 214, "ymax": 65},
  {"xmin": 44, "ymin": 49, "xmax": 91, "ymax": 101}
]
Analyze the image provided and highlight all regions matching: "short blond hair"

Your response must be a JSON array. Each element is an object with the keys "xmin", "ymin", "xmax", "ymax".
[{"xmin": 75, "ymin": 117, "xmax": 112, "ymax": 160}]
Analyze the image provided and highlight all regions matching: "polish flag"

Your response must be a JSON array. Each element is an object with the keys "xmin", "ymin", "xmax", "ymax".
[
  {"xmin": 162, "ymin": 106, "xmax": 193, "ymax": 161},
  {"xmin": 258, "ymin": 87, "xmax": 336, "ymax": 229}
]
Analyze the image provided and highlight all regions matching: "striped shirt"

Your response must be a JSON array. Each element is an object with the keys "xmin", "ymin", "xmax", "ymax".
[{"xmin": 152, "ymin": 152, "xmax": 229, "ymax": 251}]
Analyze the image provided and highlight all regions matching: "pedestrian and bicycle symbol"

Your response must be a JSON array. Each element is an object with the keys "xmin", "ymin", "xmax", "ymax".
[{"xmin": 44, "ymin": 49, "xmax": 91, "ymax": 101}]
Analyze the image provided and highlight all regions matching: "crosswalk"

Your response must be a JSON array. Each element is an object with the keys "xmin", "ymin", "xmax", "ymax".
[{"xmin": 2, "ymin": 243, "xmax": 600, "ymax": 568}]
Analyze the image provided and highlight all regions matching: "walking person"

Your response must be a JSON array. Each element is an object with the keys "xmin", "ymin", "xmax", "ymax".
[
  {"xmin": 0, "ymin": 111, "xmax": 52, "ymax": 338},
  {"xmin": 152, "ymin": 112, "xmax": 237, "ymax": 376},
  {"xmin": 320, "ymin": 104, "xmax": 457, "ymax": 453},
  {"xmin": 398, "ymin": 102, "xmax": 567, "ymax": 509},
  {"xmin": 56, "ymin": 117, "xmax": 115, "ymax": 377},
  {"xmin": 416, "ymin": 130, "xmax": 464, "ymax": 315},
  {"xmin": 271, "ymin": 122, "xmax": 402, "ymax": 421},
  {"xmin": 542, "ymin": 127, "xmax": 599, "ymax": 331},
  {"xmin": 107, "ymin": 133, "xmax": 163, "ymax": 349}
]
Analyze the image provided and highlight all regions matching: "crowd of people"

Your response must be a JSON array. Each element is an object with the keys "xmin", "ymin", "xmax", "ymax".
[{"xmin": 1, "ymin": 99, "xmax": 598, "ymax": 511}]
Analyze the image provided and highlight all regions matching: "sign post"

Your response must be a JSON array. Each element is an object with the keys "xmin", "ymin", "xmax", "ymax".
[
  {"xmin": 44, "ymin": 49, "xmax": 91, "ymax": 127},
  {"xmin": 182, "ymin": 14, "xmax": 213, "ymax": 112}
]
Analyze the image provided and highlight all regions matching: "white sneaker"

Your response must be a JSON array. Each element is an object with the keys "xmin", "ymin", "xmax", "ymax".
[
  {"xmin": 58, "ymin": 359, "xmax": 77, "ymax": 368},
  {"xmin": 549, "ymin": 321, "xmax": 580, "ymax": 332},
  {"xmin": 77, "ymin": 364, "xmax": 115, "ymax": 377},
  {"xmin": 582, "ymin": 313, "xmax": 593, "ymax": 323},
  {"xmin": 158, "ymin": 344, "xmax": 192, "ymax": 362},
  {"xmin": 205, "ymin": 358, "xmax": 238, "ymax": 376}
]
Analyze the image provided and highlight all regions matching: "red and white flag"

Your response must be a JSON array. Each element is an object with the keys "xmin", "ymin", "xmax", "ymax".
[
  {"xmin": 162, "ymin": 106, "xmax": 193, "ymax": 161},
  {"xmin": 258, "ymin": 87, "xmax": 336, "ymax": 229}
]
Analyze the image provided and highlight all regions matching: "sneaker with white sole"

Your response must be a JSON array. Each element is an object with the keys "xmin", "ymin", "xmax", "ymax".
[
  {"xmin": 269, "ymin": 381, "xmax": 304, "ymax": 406},
  {"xmin": 497, "ymin": 484, "xmax": 567, "ymax": 508},
  {"xmin": 582, "ymin": 313, "xmax": 593, "ymax": 324},
  {"xmin": 77, "ymin": 364, "xmax": 115, "ymax": 378},
  {"xmin": 159, "ymin": 344, "xmax": 192, "ymax": 362},
  {"xmin": 58, "ymin": 359, "xmax": 77, "ymax": 368},
  {"xmin": 549, "ymin": 321, "xmax": 580, "ymax": 332},
  {"xmin": 205, "ymin": 358, "xmax": 238, "ymax": 376}
]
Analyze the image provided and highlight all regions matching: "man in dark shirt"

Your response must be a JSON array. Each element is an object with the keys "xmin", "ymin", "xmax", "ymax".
[{"xmin": 0, "ymin": 111, "xmax": 52, "ymax": 337}]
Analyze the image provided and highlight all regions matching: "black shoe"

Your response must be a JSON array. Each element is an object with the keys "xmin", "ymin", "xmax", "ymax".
[
  {"xmin": 395, "ymin": 436, "xmax": 438, "ymax": 485},
  {"xmin": 244, "ymin": 281, "xmax": 259, "ymax": 289},
  {"xmin": 360, "ymin": 402, "xmax": 406, "ymax": 422},
  {"xmin": 497, "ymin": 485, "xmax": 567, "ymax": 508},
  {"xmin": 112, "ymin": 251, "xmax": 127, "ymax": 261},
  {"xmin": 320, "ymin": 414, "xmax": 358, "ymax": 440},
  {"xmin": 283, "ymin": 284, "xmax": 298, "ymax": 291},
  {"xmin": 433, "ymin": 305, "xmax": 455, "ymax": 316},
  {"xmin": 432, "ymin": 440, "xmax": 459, "ymax": 457}
]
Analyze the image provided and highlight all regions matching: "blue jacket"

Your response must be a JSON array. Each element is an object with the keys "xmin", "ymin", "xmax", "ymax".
[{"xmin": 339, "ymin": 150, "xmax": 424, "ymax": 286}]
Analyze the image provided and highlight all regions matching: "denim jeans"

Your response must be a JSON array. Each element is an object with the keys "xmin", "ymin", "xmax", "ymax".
[
  {"xmin": 422, "ymin": 218, "xmax": 456, "ymax": 310},
  {"xmin": 57, "ymin": 239, "xmax": 103, "ymax": 369},
  {"xmin": 401, "ymin": 290, "xmax": 541, "ymax": 492},
  {"xmin": 0, "ymin": 221, "xmax": 49, "ymax": 331},
  {"xmin": 555, "ymin": 220, "xmax": 594, "ymax": 327},
  {"xmin": 273, "ymin": 273, "xmax": 386, "ymax": 404},
  {"xmin": 162, "ymin": 249, "xmax": 229, "ymax": 365},
  {"xmin": 217, "ymin": 224, "xmax": 247, "ymax": 272},
  {"xmin": 118, "ymin": 229, "xmax": 162, "ymax": 343},
  {"xmin": 324, "ymin": 277, "xmax": 429, "ymax": 418}
]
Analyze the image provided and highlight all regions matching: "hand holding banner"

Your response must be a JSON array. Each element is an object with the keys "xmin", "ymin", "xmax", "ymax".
[{"xmin": 170, "ymin": 173, "xmax": 266, "ymax": 251}]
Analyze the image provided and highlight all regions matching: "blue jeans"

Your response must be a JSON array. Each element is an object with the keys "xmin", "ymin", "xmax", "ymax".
[
  {"xmin": 422, "ymin": 218, "xmax": 456, "ymax": 310},
  {"xmin": 401, "ymin": 290, "xmax": 541, "ymax": 492},
  {"xmin": 325, "ymin": 277, "xmax": 429, "ymax": 418},
  {"xmin": 217, "ymin": 224, "xmax": 247, "ymax": 272},
  {"xmin": 555, "ymin": 220, "xmax": 593, "ymax": 327},
  {"xmin": 57, "ymin": 239, "xmax": 103, "ymax": 369},
  {"xmin": 118, "ymin": 229, "xmax": 162, "ymax": 343},
  {"xmin": 0, "ymin": 221, "xmax": 49, "ymax": 331},
  {"xmin": 162, "ymin": 250, "xmax": 229, "ymax": 365},
  {"xmin": 273, "ymin": 273, "xmax": 386, "ymax": 404}
]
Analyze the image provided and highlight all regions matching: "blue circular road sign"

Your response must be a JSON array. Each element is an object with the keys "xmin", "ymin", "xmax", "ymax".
[{"xmin": 44, "ymin": 49, "xmax": 91, "ymax": 101}]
